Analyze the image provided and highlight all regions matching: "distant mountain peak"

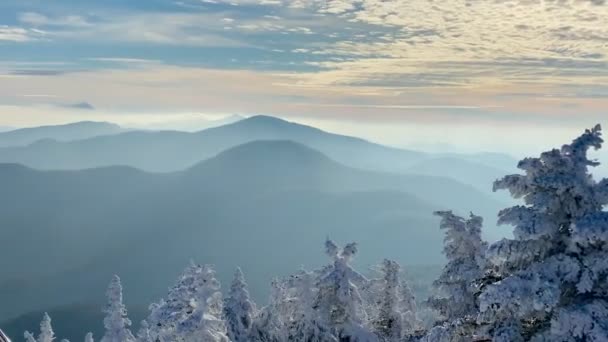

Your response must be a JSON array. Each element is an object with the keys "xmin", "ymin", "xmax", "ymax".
[
  {"xmin": 7, "ymin": 121, "xmax": 121, "ymax": 132},
  {"xmin": 187, "ymin": 140, "xmax": 336, "ymax": 174},
  {"xmin": 0, "ymin": 121, "xmax": 125, "ymax": 148},
  {"xmin": 237, "ymin": 115, "xmax": 294, "ymax": 127}
]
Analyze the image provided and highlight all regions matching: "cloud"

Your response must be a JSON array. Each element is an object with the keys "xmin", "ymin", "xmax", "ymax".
[
  {"xmin": 61, "ymin": 102, "xmax": 95, "ymax": 110},
  {"xmin": 1, "ymin": 0, "xmax": 607, "ymax": 128},
  {"xmin": 9, "ymin": 69, "xmax": 71, "ymax": 76},
  {"xmin": 0, "ymin": 26, "xmax": 45, "ymax": 42}
]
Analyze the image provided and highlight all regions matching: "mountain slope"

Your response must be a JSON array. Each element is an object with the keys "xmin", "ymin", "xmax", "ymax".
[
  {"xmin": 0, "ymin": 121, "xmax": 124, "ymax": 147},
  {"xmin": 0, "ymin": 115, "xmax": 426, "ymax": 172},
  {"xmin": 0, "ymin": 141, "xmax": 505, "ymax": 327}
]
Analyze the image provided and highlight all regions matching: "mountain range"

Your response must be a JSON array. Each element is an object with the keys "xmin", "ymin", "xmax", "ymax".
[
  {"xmin": 0, "ymin": 116, "xmax": 518, "ymax": 198},
  {"xmin": 0, "ymin": 139, "xmax": 506, "ymax": 322},
  {"xmin": 0, "ymin": 115, "xmax": 521, "ymax": 339},
  {"xmin": 0, "ymin": 121, "xmax": 124, "ymax": 147}
]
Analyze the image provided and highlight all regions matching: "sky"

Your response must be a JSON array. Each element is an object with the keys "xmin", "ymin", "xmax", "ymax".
[{"xmin": 0, "ymin": 0, "xmax": 607, "ymax": 153}]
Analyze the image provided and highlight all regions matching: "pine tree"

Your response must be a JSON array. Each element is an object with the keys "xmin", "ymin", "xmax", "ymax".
[
  {"xmin": 250, "ymin": 279, "xmax": 288, "ymax": 342},
  {"xmin": 315, "ymin": 240, "xmax": 377, "ymax": 342},
  {"xmin": 428, "ymin": 211, "xmax": 487, "ymax": 322},
  {"xmin": 286, "ymin": 270, "xmax": 337, "ymax": 342},
  {"xmin": 478, "ymin": 124, "xmax": 608, "ymax": 340},
  {"xmin": 399, "ymin": 276, "xmax": 420, "ymax": 336},
  {"xmin": 425, "ymin": 211, "xmax": 487, "ymax": 341},
  {"xmin": 224, "ymin": 268, "xmax": 257, "ymax": 342},
  {"xmin": 370, "ymin": 259, "xmax": 420, "ymax": 342},
  {"xmin": 101, "ymin": 275, "xmax": 136, "ymax": 342},
  {"xmin": 24, "ymin": 313, "xmax": 55, "ymax": 342},
  {"xmin": 148, "ymin": 262, "xmax": 204, "ymax": 340},
  {"xmin": 25, "ymin": 332, "xmax": 37, "ymax": 342},
  {"xmin": 372, "ymin": 260, "xmax": 404, "ymax": 342},
  {"xmin": 176, "ymin": 265, "xmax": 229, "ymax": 342},
  {"xmin": 135, "ymin": 321, "xmax": 153, "ymax": 342}
]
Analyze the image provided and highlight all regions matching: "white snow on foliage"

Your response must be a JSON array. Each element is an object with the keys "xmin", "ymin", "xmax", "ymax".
[
  {"xmin": 479, "ymin": 124, "xmax": 608, "ymax": 341},
  {"xmin": 101, "ymin": 275, "xmax": 136, "ymax": 342}
]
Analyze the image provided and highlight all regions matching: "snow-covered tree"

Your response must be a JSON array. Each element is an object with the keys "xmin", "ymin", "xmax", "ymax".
[
  {"xmin": 25, "ymin": 313, "xmax": 55, "ymax": 342},
  {"xmin": 423, "ymin": 211, "xmax": 487, "ymax": 342},
  {"xmin": 176, "ymin": 265, "xmax": 229, "ymax": 342},
  {"xmin": 315, "ymin": 240, "xmax": 377, "ymax": 342},
  {"xmin": 148, "ymin": 262, "xmax": 204, "ymax": 340},
  {"xmin": 428, "ymin": 211, "xmax": 487, "ymax": 323},
  {"xmin": 135, "ymin": 321, "xmax": 153, "ymax": 342},
  {"xmin": 478, "ymin": 124, "xmax": 608, "ymax": 340},
  {"xmin": 398, "ymin": 276, "xmax": 418, "ymax": 329},
  {"xmin": 101, "ymin": 275, "xmax": 136, "ymax": 342},
  {"xmin": 84, "ymin": 333, "xmax": 94, "ymax": 342},
  {"xmin": 250, "ymin": 279, "xmax": 288, "ymax": 342},
  {"xmin": 370, "ymin": 259, "xmax": 421, "ymax": 342},
  {"xmin": 148, "ymin": 262, "xmax": 229, "ymax": 342},
  {"xmin": 224, "ymin": 268, "xmax": 257, "ymax": 342},
  {"xmin": 285, "ymin": 270, "xmax": 337, "ymax": 342}
]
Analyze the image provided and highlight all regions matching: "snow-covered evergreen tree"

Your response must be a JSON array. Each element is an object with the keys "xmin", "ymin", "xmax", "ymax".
[
  {"xmin": 224, "ymin": 268, "xmax": 257, "ymax": 342},
  {"xmin": 478, "ymin": 124, "xmax": 608, "ymax": 341},
  {"xmin": 285, "ymin": 270, "xmax": 337, "ymax": 342},
  {"xmin": 372, "ymin": 259, "xmax": 404, "ymax": 342},
  {"xmin": 424, "ymin": 211, "xmax": 487, "ymax": 342},
  {"xmin": 428, "ymin": 211, "xmax": 487, "ymax": 323},
  {"xmin": 148, "ymin": 262, "xmax": 204, "ymax": 340},
  {"xmin": 25, "ymin": 333, "xmax": 37, "ymax": 342},
  {"xmin": 176, "ymin": 265, "xmax": 229, "ymax": 342},
  {"xmin": 84, "ymin": 333, "xmax": 93, "ymax": 342},
  {"xmin": 25, "ymin": 313, "xmax": 55, "ymax": 342},
  {"xmin": 101, "ymin": 275, "xmax": 136, "ymax": 342},
  {"xmin": 315, "ymin": 240, "xmax": 377, "ymax": 342},
  {"xmin": 370, "ymin": 259, "xmax": 421, "ymax": 342},
  {"xmin": 135, "ymin": 321, "xmax": 153, "ymax": 342},
  {"xmin": 399, "ymin": 279, "xmax": 421, "ymax": 338},
  {"xmin": 250, "ymin": 279, "xmax": 288, "ymax": 342}
]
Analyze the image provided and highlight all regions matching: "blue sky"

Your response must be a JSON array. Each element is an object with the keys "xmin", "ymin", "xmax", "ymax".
[{"xmin": 0, "ymin": 0, "xmax": 607, "ymax": 151}]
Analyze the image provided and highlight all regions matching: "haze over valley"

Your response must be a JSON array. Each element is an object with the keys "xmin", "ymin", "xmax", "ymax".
[{"xmin": 0, "ymin": 115, "xmax": 518, "ymax": 338}]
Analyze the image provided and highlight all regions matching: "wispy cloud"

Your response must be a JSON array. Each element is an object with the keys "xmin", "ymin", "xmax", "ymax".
[{"xmin": 0, "ymin": 26, "xmax": 45, "ymax": 42}]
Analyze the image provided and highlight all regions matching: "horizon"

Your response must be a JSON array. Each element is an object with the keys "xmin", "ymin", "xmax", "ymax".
[{"xmin": 0, "ymin": 113, "xmax": 605, "ymax": 158}]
